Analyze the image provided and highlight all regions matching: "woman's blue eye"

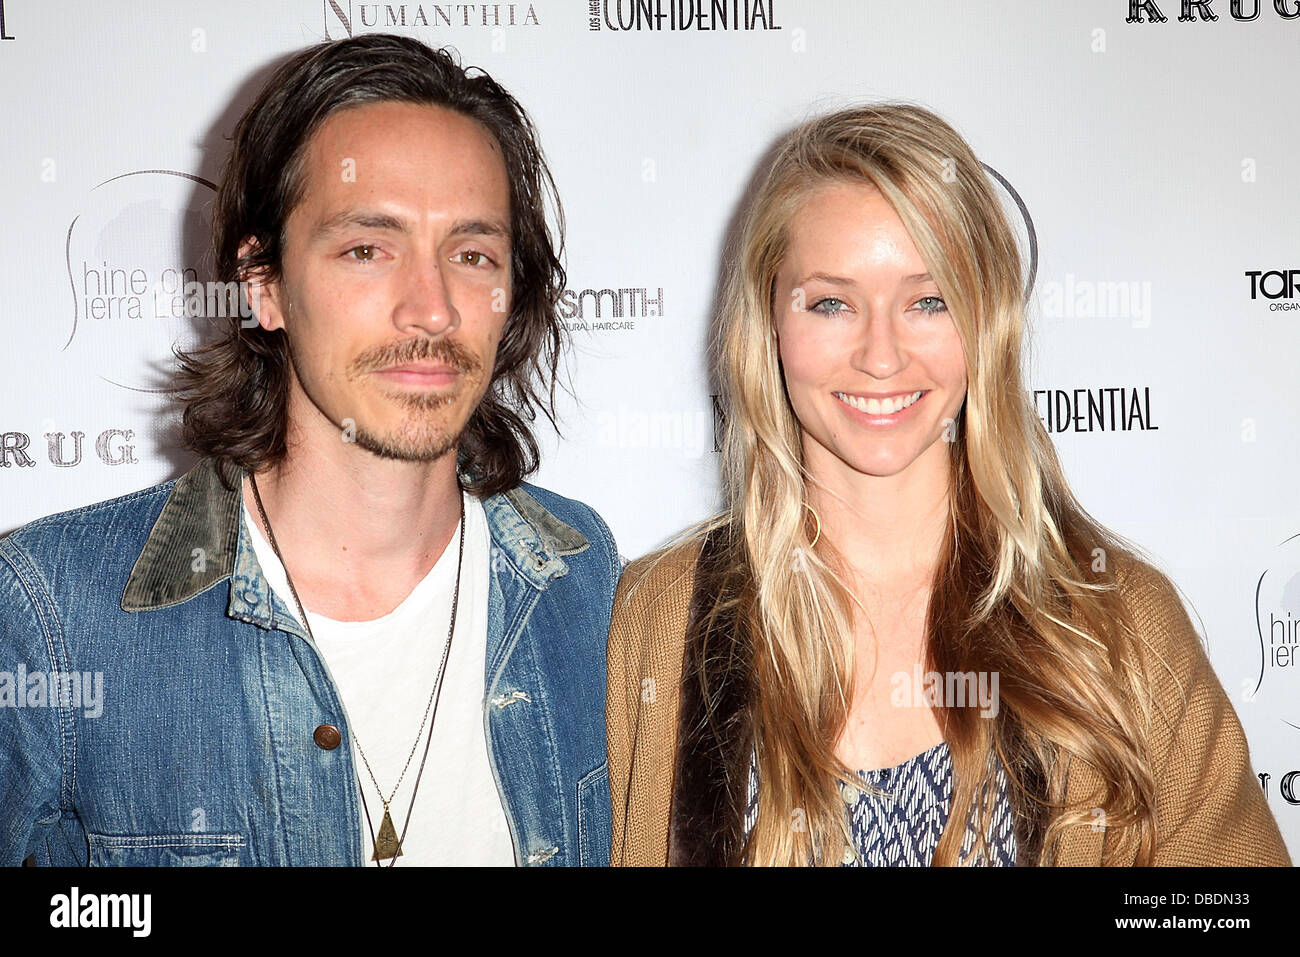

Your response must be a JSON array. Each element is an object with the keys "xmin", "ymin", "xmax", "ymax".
[
  {"xmin": 811, "ymin": 297, "xmax": 847, "ymax": 315},
  {"xmin": 916, "ymin": 296, "xmax": 947, "ymax": 314}
]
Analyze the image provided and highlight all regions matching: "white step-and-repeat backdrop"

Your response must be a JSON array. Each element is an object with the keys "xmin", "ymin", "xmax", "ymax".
[{"xmin": 2, "ymin": 1, "xmax": 1298, "ymax": 858}]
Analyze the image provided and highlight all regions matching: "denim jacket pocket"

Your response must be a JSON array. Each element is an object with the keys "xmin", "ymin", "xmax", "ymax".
[
  {"xmin": 577, "ymin": 761, "xmax": 611, "ymax": 867},
  {"xmin": 87, "ymin": 833, "xmax": 246, "ymax": 866}
]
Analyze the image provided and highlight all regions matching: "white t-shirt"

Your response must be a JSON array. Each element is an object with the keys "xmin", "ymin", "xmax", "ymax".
[{"xmin": 241, "ymin": 491, "xmax": 516, "ymax": 866}]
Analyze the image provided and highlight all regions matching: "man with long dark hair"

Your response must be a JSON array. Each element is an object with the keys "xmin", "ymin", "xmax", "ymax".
[{"xmin": 0, "ymin": 35, "xmax": 617, "ymax": 866}]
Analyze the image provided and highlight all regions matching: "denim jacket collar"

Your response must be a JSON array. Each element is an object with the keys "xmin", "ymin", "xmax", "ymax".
[{"xmin": 120, "ymin": 457, "xmax": 590, "ymax": 630}]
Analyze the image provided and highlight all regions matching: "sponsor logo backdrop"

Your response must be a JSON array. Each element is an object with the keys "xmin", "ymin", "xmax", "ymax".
[{"xmin": 1, "ymin": 0, "xmax": 1298, "ymax": 856}]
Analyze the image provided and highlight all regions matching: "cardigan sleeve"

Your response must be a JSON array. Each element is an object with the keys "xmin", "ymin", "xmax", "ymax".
[
  {"xmin": 1120, "ymin": 562, "xmax": 1291, "ymax": 866},
  {"xmin": 605, "ymin": 545, "xmax": 697, "ymax": 866},
  {"xmin": 606, "ymin": 566, "xmax": 641, "ymax": 866}
]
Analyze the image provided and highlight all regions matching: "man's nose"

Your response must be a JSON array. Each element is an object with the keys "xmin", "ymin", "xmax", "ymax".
[{"xmin": 394, "ymin": 258, "xmax": 460, "ymax": 337}]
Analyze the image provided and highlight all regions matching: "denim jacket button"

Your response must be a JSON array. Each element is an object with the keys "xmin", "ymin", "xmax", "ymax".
[{"xmin": 313, "ymin": 724, "xmax": 342, "ymax": 750}]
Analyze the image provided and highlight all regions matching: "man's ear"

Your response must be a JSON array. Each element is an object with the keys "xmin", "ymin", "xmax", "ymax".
[{"xmin": 237, "ymin": 237, "xmax": 288, "ymax": 333}]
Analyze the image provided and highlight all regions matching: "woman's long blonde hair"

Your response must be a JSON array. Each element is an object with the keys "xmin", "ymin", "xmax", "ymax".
[{"xmin": 709, "ymin": 103, "xmax": 1158, "ymax": 866}]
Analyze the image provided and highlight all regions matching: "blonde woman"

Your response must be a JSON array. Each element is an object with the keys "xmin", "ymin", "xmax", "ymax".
[{"xmin": 606, "ymin": 103, "xmax": 1290, "ymax": 866}]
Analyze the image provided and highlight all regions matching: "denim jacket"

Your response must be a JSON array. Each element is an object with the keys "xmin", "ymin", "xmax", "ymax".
[{"xmin": 0, "ymin": 457, "xmax": 617, "ymax": 866}]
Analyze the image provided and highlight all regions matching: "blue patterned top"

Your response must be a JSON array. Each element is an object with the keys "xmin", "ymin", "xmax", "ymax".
[{"xmin": 743, "ymin": 741, "xmax": 1018, "ymax": 866}]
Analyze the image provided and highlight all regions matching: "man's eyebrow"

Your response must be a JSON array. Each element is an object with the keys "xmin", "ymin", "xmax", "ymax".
[
  {"xmin": 309, "ymin": 211, "xmax": 510, "ymax": 241},
  {"xmin": 446, "ymin": 218, "xmax": 511, "ymax": 241},
  {"xmin": 311, "ymin": 210, "xmax": 408, "ymax": 239}
]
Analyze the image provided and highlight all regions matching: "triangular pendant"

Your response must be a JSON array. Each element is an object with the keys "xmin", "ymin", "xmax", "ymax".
[{"xmin": 372, "ymin": 808, "xmax": 404, "ymax": 862}]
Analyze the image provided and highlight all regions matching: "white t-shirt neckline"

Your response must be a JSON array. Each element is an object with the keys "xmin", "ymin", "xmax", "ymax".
[{"xmin": 240, "ymin": 490, "xmax": 516, "ymax": 866}]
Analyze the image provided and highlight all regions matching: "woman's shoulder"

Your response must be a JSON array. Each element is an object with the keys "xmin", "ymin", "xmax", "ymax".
[
  {"xmin": 606, "ymin": 536, "xmax": 707, "ymax": 719},
  {"xmin": 1102, "ymin": 557, "xmax": 1290, "ymax": 865},
  {"xmin": 1108, "ymin": 554, "xmax": 1206, "ymax": 690},
  {"xmin": 1111, "ymin": 555, "xmax": 1187, "ymax": 624},
  {"xmin": 1105, "ymin": 553, "xmax": 1238, "ymax": 757},
  {"xmin": 613, "ymin": 535, "xmax": 706, "ymax": 623}
]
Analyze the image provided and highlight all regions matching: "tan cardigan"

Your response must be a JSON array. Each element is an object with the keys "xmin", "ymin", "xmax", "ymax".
[{"xmin": 606, "ymin": 540, "xmax": 1291, "ymax": 866}]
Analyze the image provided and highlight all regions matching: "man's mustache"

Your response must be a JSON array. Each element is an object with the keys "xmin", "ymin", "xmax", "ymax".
[{"xmin": 347, "ymin": 336, "xmax": 482, "ymax": 378}]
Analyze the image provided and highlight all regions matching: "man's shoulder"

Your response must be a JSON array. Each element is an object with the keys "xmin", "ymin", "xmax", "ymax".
[
  {"xmin": 499, "ymin": 481, "xmax": 617, "ymax": 558},
  {"xmin": 0, "ymin": 472, "xmax": 187, "ymax": 621},
  {"xmin": 512, "ymin": 481, "xmax": 605, "ymax": 525},
  {"xmin": 2, "ymin": 474, "xmax": 179, "ymax": 562}
]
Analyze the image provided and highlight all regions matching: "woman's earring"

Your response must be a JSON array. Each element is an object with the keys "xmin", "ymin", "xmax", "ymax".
[{"xmin": 804, "ymin": 501, "xmax": 821, "ymax": 549}]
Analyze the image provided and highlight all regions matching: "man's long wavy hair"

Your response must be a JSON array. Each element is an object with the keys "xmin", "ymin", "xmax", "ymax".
[
  {"xmin": 706, "ymin": 103, "xmax": 1159, "ymax": 865},
  {"xmin": 175, "ymin": 34, "xmax": 565, "ymax": 497}
]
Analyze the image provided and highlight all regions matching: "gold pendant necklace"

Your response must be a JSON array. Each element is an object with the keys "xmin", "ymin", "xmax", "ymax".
[
  {"xmin": 373, "ymin": 804, "xmax": 403, "ymax": 861},
  {"xmin": 249, "ymin": 472, "xmax": 466, "ymax": 866}
]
